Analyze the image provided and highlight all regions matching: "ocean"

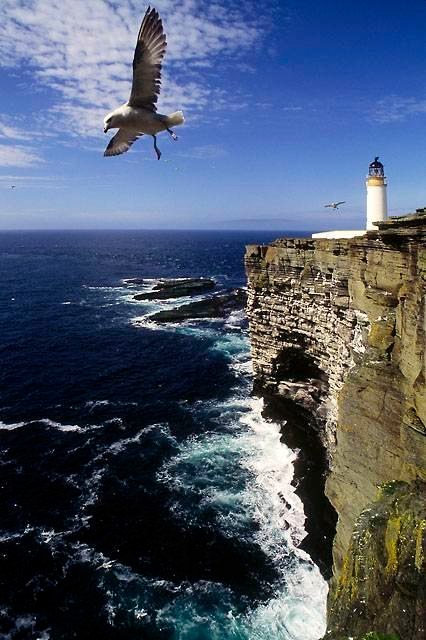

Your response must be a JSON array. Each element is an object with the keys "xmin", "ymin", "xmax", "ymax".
[{"xmin": 0, "ymin": 230, "xmax": 326, "ymax": 640}]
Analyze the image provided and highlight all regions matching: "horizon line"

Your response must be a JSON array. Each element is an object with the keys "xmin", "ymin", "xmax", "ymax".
[{"xmin": 0, "ymin": 227, "xmax": 318, "ymax": 233}]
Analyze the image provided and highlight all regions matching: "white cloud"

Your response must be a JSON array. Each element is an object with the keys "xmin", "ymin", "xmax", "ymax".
[
  {"xmin": 180, "ymin": 144, "xmax": 228, "ymax": 159},
  {"xmin": 0, "ymin": 144, "xmax": 43, "ymax": 167},
  {"xmin": 371, "ymin": 95, "xmax": 426, "ymax": 123},
  {"xmin": 0, "ymin": 116, "xmax": 45, "ymax": 165},
  {"xmin": 0, "ymin": 175, "xmax": 54, "ymax": 181},
  {"xmin": 0, "ymin": 0, "xmax": 267, "ymax": 139},
  {"xmin": 0, "ymin": 174, "xmax": 68, "ymax": 189},
  {"xmin": 0, "ymin": 118, "xmax": 32, "ymax": 141}
]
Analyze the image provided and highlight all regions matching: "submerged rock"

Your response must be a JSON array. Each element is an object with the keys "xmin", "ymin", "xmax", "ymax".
[
  {"xmin": 122, "ymin": 278, "xmax": 146, "ymax": 285},
  {"xmin": 134, "ymin": 277, "xmax": 215, "ymax": 301},
  {"xmin": 150, "ymin": 289, "xmax": 247, "ymax": 322}
]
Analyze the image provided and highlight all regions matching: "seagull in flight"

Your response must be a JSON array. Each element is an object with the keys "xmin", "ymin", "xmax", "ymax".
[
  {"xmin": 324, "ymin": 201, "xmax": 346, "ymax": 210},
  {"xmin": 103, "ymin": 6, "xmax": 184, "ymax": 160}
]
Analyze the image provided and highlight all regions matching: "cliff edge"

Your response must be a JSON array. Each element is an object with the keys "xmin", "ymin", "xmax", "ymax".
[{"xmin": 244, "ymin": 211, "xmax": 426, "ymax": 639}]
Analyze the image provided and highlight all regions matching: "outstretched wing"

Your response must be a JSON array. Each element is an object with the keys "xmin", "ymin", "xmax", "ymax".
[
  {"xmin": 324, "ymin": 204, "xmax": 333, "ymax": 208},
  {"xmin": 128, "ymin": 6, "xmax": 167, "ymax": 111},
  {"xmin": 336, "ymin": 201, "xmax": 346, "ymax": 206},
  {"xmin": 104, "ymin": 129, "xmax": 143, "ymax": 157}
]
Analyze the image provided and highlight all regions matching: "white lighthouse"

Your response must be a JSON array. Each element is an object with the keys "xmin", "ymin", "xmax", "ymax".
[
  {"xmin": 312, "ymin": 156, "xmax": 389, "ymax": 239},
  {"xmin": 366, "ymin": 157, "xmax": 388, "ymax": 230}
]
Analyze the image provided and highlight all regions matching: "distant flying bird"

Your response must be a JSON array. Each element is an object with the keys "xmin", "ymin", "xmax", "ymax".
[
  {"xmin": 103, "ymin": 6, "xmax": 184, "ymax": 160},
  {"xmin": 11, "ymin": 185, "xmax": 16, "ymax": 189},
  {"xmin": 96, "ymin": 560, "xmax": 116, "ymax": 570},
  {"xmin": 324, "ymin": 201, "xmax": 346, "ymax": 209}
]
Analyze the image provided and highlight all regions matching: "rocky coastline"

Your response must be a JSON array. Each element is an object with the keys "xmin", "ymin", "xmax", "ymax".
[
  {"xmin": 133, "ymin": 277, "xmax": 215, "ymax": 301},
  {"xmin": 244, "ymin": 210, "xmax": 426, "ymax": 639},
  {"xmin": 149, "ymin": 289, "xmax": 246, "ymax": 323},
  {"xmin": 129, "ymin": 277, "xmax": 247, "ymax": 323}
]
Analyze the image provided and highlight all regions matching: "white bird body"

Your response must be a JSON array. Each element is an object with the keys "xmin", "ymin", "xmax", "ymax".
[
  {"xmin": 104, "ymin": 104, "xmax": 183, "ymax": 136},
  {"xmin": 103, "ymin": 6, "xmax": 184, "ymax": 159},
  {"xmin": 324, "ymin": 201, "xmax": 346, "ymax": 210}
]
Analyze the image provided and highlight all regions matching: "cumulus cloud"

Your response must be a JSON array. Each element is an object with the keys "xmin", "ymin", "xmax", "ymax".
[
  {"xmin": 370, "ymin": 95, "xmax": 426, "ymax": 123},
  {"xmin": 0, "ymin": 0, "xmax": 268, "ymax": 139}
]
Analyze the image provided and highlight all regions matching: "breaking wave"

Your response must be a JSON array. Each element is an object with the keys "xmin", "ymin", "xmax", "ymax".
[{"xmin": 0, "ymin": 230, "xmax": 324, "ymax": 639}]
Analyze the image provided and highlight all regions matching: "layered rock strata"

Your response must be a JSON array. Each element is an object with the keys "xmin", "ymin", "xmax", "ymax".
[{"xmin": 244, "ymin": 211, "xmax": 426, "ymax": 638}]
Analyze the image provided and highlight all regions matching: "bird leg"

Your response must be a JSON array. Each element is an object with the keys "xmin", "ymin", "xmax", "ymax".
[
  {"xmin": 152, "ymin": 135, "xmax": 161, "ymax": 160},
  {"xmin": 166, "ymin": 128, "xmax": 178, "ymax": 141}
]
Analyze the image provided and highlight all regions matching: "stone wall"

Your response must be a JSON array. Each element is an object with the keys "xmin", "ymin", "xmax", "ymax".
[{"xmin": 244, "ymin": 211, "xmax": 426, "ymax": 638}]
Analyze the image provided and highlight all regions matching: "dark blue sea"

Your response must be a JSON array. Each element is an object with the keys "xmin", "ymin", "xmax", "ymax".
[{"xmin": 0, "ymin": 230, "xmax": 326, "ymax": 640}]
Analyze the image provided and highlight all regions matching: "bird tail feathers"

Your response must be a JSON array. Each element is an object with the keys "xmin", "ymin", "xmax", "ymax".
[{"xmin": 166, "ymin": 111, "xmax": 184, "ymax": 127}]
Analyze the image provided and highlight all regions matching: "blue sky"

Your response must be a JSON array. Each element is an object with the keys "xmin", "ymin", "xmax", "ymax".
[{"xmin": 0, "ymin": 0, "xmax": 425, "ymax": 231}]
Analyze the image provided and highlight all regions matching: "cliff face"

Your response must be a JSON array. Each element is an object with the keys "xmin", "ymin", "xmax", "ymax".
[
  {"xmin": 244, "ymin": 212, "xmax": 426, "ymax": 638},
  {"xmin": 326, "ymin": 480, "xmax": 425, "ymax": 639}
]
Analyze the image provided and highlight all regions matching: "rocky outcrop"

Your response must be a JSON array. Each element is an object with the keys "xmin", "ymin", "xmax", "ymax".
[
  {"xmin": 149, "ymin": 289, "xmax": 246, "ymax": 322},
  {"xmin": 244, "ymin": 211, "xmax": 426, "ymax": 638},
  {"xmin": 133, "ymin": 278, "xmax": 215, "ymax": 300}
]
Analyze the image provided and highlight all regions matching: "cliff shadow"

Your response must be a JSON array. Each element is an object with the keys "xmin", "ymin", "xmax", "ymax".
[{"xmin": 253, "ymin": 346, "xmax": 338, "ymax": 579}]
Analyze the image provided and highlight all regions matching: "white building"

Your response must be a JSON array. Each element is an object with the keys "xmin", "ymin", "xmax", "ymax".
[
  {"xmin": 312, "ymin": 157, "xmax": 388, "ymax": 239},
  {"xmin": 366, "ymin": 157, "xmax": 388, "ymax": 230}
]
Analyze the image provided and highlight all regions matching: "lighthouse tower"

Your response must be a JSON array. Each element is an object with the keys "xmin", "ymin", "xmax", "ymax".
[{"xmin": 366, "ymin": 157, "xmax": 388, "ymax": 230}]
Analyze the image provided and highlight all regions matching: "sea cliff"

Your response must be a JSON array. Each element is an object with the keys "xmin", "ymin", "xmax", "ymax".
[{"xmin": 244, "ymin": 211, "xmax": 426, "ymax": 639}]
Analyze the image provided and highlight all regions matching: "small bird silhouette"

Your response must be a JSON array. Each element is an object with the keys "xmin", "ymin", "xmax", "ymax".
[
  {"xmin": 11, "ymin": 185, "xmax": 16, "ymax": 189},
  {"xmin": 103, "ymin": 6, "xmax": 184, "ymax": 160},
  {"xmin": 324, "ymin": 201, "xmax": 346, "ymax": 209}
]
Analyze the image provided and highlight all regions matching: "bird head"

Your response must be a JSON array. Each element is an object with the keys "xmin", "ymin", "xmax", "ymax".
[{"xmin": 103, "ymin": 114, "xmax": 114, "ymax": 133}]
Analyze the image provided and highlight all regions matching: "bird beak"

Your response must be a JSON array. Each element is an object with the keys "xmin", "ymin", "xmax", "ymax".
[{"xmin": 104, "ymin": 126, "xmax": 108, "ymax": 134}]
